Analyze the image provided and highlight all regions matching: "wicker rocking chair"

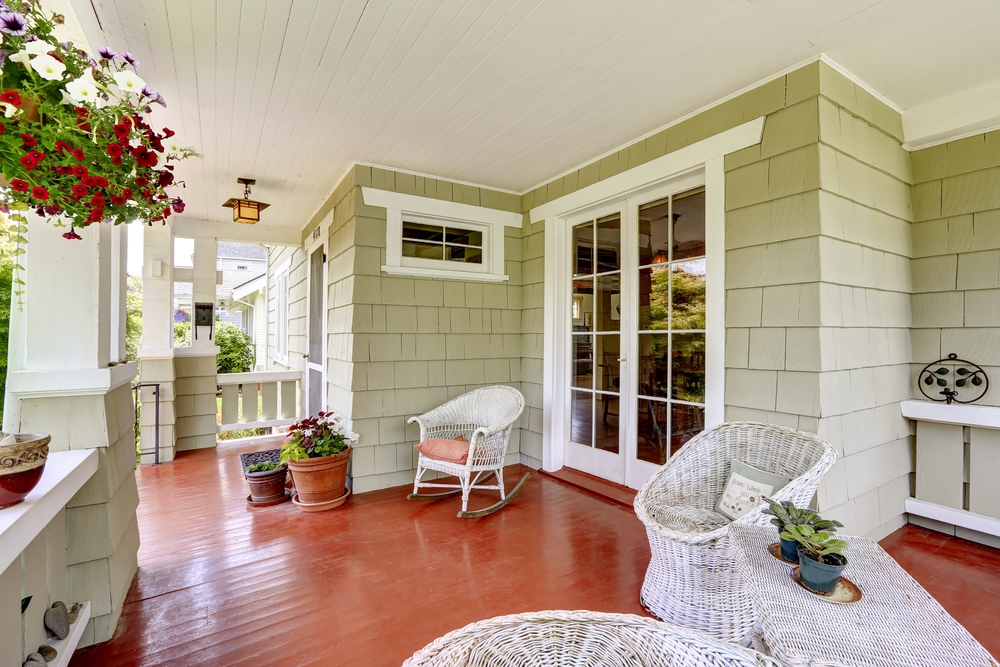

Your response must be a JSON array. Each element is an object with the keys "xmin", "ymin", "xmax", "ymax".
[
  {"xmin": 634, "ymin": 421, "xmax": 838, "ymax": 643},
  {"xmin": 408, "ymin": 386, "xmax": 525, "ymax": 517},
  {"xmin": 403, "ymin": 610, "xmax": 782, "ymax": 666}
]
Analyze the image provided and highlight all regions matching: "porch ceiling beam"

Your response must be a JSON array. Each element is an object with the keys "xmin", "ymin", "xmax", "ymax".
[{"xmin": 171, "ymin": 218, "xmax": 301, "ymax": 246}]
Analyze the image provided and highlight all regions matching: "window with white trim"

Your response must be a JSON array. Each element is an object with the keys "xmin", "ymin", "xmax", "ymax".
[
  {"xmin": 361, "ymin": 187, "xmax": 523, "ymax": 283},
  {"xmin": 273, "ymin": 262, "xmax": 289, "ymax": 364}
]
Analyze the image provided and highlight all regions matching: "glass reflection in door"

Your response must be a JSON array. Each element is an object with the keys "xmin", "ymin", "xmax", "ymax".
[
  {"xmin": 570, "ymin": 213, "xmax": 621, "ymax": 454},
  {"xmin": 636, "ymin": 188, "xmax": 706, "ymax": 465}
]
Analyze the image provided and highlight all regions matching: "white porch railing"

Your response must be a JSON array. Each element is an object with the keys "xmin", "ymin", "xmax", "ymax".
[{"xmin": 217, "ymin": 371, "xmax": 301, "ymax": 432}]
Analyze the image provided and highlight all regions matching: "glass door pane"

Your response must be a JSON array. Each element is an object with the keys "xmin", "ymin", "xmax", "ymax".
[
  {"xmin": 635, "ymin": 188, "xmax": 706, "ymax": 466},
  {"xmin": 569, "ymin": 214, "xmax": 621, "ymax": 456}
]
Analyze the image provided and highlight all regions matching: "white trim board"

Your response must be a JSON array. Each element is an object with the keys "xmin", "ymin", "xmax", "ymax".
[
  {"xmin": 0, "ymin": 449, "xmax": 98, "ymax": 574},
  {"xmin": 361, "ymin": 188, "xmax": 523, "ymax": 227},
  {"xmin": 900, "ymin": 399, "xmax": 1000, "ymax": 430},
  {"xmin": 7, "ymin": 363, "xmax": 137, "ymax": 400},
  {"xmin": 902, "ymin": 78, "xmax": 1000, "ymax": 150},
  {"xmin": 530, "ymin": 117, "xmax": 765, "ymax": 225},
  {"xmin": 357, "ymin": 162, "xmax": 521, "ymax": 196},
  {"xmin": 905, "ymin": 498, "xmax": 1000, "ymax": 539}
]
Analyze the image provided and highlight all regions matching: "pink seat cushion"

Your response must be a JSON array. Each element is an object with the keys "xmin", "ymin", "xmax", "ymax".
[{"xmin": 415, "ymin": 435, "xmax": 470, "ymax": 464}]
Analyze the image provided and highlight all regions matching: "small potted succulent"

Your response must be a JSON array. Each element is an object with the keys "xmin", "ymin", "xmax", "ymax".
[
  {"xmin": 242, "ymin": 459, "xmax": 287, "ymax": 504},
  {"xmin": 762, "ymin": 498, "xmax": 843, "ymax": 563},
  {"xmin": 280, "ymin": 411, "xmax": 358, "ymax": 511},
  {"xmin": 780, "ymin": 525, "xmax": 849, "ymax": 594}
]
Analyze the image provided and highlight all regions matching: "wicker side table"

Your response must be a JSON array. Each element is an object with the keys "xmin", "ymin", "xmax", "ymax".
[{"xmin": 730, "ymin": 523, "xmax": 997, "ymax": 667}]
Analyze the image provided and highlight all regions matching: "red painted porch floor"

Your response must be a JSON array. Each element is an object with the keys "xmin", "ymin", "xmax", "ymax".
[{"xmin": 71, "ymin": 438, "xmax": 1000, "ymax": 666}]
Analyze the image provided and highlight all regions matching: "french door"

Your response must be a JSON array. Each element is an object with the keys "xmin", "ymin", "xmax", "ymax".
[{"xmin": 564, "ymin": 179, "xmax": 708, "ymax": 488}]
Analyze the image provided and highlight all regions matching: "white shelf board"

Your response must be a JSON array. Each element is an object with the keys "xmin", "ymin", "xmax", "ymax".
[
  {"xmin": 0, "ymin": 449, "xmax": 98, "ymax": 574},
  {"xmin": 900, "ymin": 400, "xmax": 1000, "ymax": 430},
  {"xmin": 905, "ymin": 497, "xmax": 1000, "ymax": 538},
  {"xmin": 44, "ymin": 601, "xmax": 91, "ymax": 667}
]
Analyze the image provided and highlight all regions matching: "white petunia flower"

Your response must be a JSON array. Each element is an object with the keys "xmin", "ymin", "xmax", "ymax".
[
  {"xmin": 163, "ymin": 137, "xmax": 186, "ymax": 154},
  {"xmin": 65, "ymin": 70, "xmax": 99, "ymax": 104},
  {"xmin": 1, "ymin": 102, "xmax": 18, "ymax": 118},
  {"xmin": 8, "ymin": 51, "xmax": 30, "ymax": 66},
  {"xmin": 29, "ymin": 53, "xmax": 66, "ymax": 81},
  {"xmin": 24, "ymin": 40, "xmax": 55, "ymax": 56},
  {"xmin": 113, "ymin": 70, "xmax": 145, "ymax": 94}
]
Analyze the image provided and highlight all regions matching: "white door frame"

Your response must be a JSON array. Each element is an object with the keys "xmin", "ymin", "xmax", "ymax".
[
  {"xmin": 534, "ymin": 118, "xmax": 765, "ymax": 488},
  {"xmin": 304, "ymin": 218, "xmax": 330, "ymax": 416}
]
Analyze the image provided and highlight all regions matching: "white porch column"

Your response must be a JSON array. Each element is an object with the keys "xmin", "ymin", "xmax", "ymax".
[
  {"xmin": 173, "ymin": 235, "xmax": 220, "ymax": 453},
  {"xmin": 3, "ymin": 220, "xmax": 139, "ymax": 647},
  {"xmin": 137, "ymin": 221, "xmax": 178, "ymax": 463}
]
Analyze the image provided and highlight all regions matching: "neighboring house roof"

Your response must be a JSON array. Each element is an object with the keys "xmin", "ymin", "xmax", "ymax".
[
  {"xmin": 229, "ymin": 274, "xmax": 266, "ymax": 302},
  {"xmin": 217, "ymin": 241, "xmax": 266, "ymax": 261}
]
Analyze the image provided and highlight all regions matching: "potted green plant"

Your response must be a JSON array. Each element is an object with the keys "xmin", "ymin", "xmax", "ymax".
[
  {"xmin": 780, "ymin": 525, "xmax": 849, "ymax": 594},
  {"xmin": 762, "ymin": 498, "xmax": 843, "ymax": 563},
  {"xmin": 280, "ymin": 411, "xmax": 358, "ymax": 511},
  {"xmin": 243, "ymin": 460, "xmax": 287, "ymax": 503}
]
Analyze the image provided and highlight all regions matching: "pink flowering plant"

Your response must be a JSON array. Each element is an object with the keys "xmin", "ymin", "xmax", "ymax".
[
  {"xmin": 279, "ymin": 411, "xmax": 359, "ymax": 464},
  {"xmin": 0, "ymin": 0, "xmax": 199, "ymax": 242}
]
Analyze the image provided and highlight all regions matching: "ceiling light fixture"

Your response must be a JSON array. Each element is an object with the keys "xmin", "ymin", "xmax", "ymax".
[{"xmin": 222, "ymin": 177, "xmax": 270, "ymax": 224}]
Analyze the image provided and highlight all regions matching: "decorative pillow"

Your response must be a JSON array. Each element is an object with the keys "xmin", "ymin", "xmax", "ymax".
[
  {"xmin": 715, "ymin": 459, "xmax": 790, "ymax": 521},
  {"xmin": 415, "ymin": 435, "xmax": 470, "ymax": 464}
]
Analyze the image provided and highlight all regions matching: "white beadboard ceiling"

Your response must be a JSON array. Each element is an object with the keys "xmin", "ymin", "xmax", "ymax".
[{"xmin": 80, "ymin": 0, "xmax": 1000, "ymax": 231}]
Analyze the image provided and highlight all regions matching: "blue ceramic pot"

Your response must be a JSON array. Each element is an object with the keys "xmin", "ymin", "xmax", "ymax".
[
  {"xmin": 797, "ymin": 548, "xmax": 847, "ymax": 594},
  {"xmin": 779, "ymin": 536, "xmax": 800, "ymax": 563}
]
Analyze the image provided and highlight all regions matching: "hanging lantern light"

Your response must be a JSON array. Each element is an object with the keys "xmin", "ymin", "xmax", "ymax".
[{"xmin": 222, "ymin": 177, "xmax": 270, "ymax": 224}]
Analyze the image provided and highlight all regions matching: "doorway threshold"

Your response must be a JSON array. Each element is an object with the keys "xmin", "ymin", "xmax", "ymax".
[{"xmin": 540, "ymin": 467, "xmax": 637, "ymax": 509}]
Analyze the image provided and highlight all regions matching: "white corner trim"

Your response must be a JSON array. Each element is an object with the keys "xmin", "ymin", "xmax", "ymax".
[
  {"xmin": 0, "ymin": 449, "xmax": 98, "ymax": 574},
  {"xmin": 7, "ymin": 363, "xmax": 137, "ymax": 399},
  {"xmin": 817, "ymin": 55, "xmax": 904, "ymax": 116},
  {"xmin": 361, "ymin": 187, "xmax": 523, "ymax": 227},
  {"xmin": 905, "ymin": 497, "xmax": 1000, "ymax": 538},
  {"xmin": 530, "ymin": 117, "xmax": 764, "ymax": 225},
  {"xmin": 902, "ymin": 78, "xmax": 1000, "ymax": 150},
  {"xmin": 357, "ymin": 162, "xmax": 522, "ymax": 195},
  {"xmin": 900, "ymin": 399, "xmax": 1000, "ymax": 430},
  {"xmin": 380, "ymin": 264, "xmax": 509, "ymax": 282}
]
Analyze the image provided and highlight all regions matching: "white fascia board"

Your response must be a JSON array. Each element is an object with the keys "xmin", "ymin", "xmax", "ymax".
[
  {"xmin": 900, "ymin": 399, "xmax": 1000, "ymax": 430},
  {"xmin": 530, "ymin": 117, "xmax": 765, "ymax": 224},
  {"xmin": 231, "ymin": 275, "xmax": 266, "ymax": 301},
  {"xmin": 361, "ymin": 187, "xmax": 523, "ymax": 227},
  {"xmin": 0, "ymin": 449, "xmax": 98, "ymax": 573},
  {"xmin": 903, "ymin": 78, "xmax": 1000, "ymax": 150},
  {"xmin": 172, "ymin": 218, "xmax": 302, "ymax": 246},
  {"xmin": 7, "ymin": 363, "xmax": 137, "ymax": 399}
]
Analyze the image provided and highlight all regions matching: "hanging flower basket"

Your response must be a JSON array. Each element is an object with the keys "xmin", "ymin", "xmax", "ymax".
[{"xmin": 0, "ymin": 2, "xmax": 199, "ymax": 242}]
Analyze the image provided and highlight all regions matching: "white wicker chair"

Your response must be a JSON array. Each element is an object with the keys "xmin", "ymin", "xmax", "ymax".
[
  {"xmin": 402, "ymin": 610, "xmax": 782, "ymax": 666},
  {"xmin": 408, "ymin": 386, "xmax": 525, "ymax": 513},
  {"xmin": 634, "ymin": 421, "xmax": 838, "ymax": 643}
]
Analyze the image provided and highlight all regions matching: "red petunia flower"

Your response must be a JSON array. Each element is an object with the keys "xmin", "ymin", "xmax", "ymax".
[
  {"xmin": 63, "ymin": 229, "xmax": 82, "ymax": 240},
  {"xmin": 28, "ymin": 150, "xmax": 43, "ymax": 162},
  {"xmin": 134, "ymin": 177, "xmax": 149, "ymax": 187},
  {"xmin": 43, "ymin": 205, "xmax": 60, "ymax": 216},
  {"xmin": 106, "ymin": 143, "xmax": 123, "ymax": 158},
  {"xmin": 113, "ymin": 123, "xmax": 130, "ymax": 140},
  {"xmin": 54, "ymin": 141, "xmax": 71, "ymax": 154},
  {"xmin": 1, "ymin": 91, "xmax": 21, "ymax": 106},
  {"xmin": 91, "ymin": 194, "xmax": 106, "ymax": 207},
  {"xmin": 71, "ymin": 148, "xmax": 86, "ymax": 161},
  {"xmin": 158, "ymin": 170, "xmax": 174, "ymax": 186},
  {"xmin": 111, "ymin": 195, "xmax": 126, "ymax": 206},
  {"xmin": 163, "ymin": 207, "xmax": 171, "ymax": 218},
  {"xmin": 0, "ymin": 123, "xmax": 5, "ymax": 135},
  {"xmin": 55, "ymin": 166, "xmax": 73, "ymax": 175},
  {"xmin": 20, "ymin": 133, "xmax": 36, "ymax": 148},
  {"xmin": 74, "ymin": 107, "xmax": 89, "ymax": 118},
  {"xmin": 88, "ymin": 207, "xmax": 104, "ymax": 222},
  {"xmin": 121, "ymin": 188, "xmax": 133, "ymax": 198},
  {"xmin": 171, "ymin": 199, "xmax": 186, "ymax": 214},
  {"xmin": 131, "ymin": 146, "xmax": 158, "ymax": 168},
  {"xmin": 31, "ymin": 186, "xmax": 49, "ymax": 200},
  {"xmin": 94, "ymin": 176, "xmax": 108, "ymax": 188},
  {"xmin": 19, "ymin": 156, "xmax": 37, "ymax": 170},
  {"xmin": 10, "ymin": 179, "xmax": 29, "ymax": 192},
  {"xmin": 77, "ymin": 122, "xmax": 90, "ymax": 132},
  {"xmin": 162, "ymin": 127, "xmax": 175, "ymax": 138},
  {"xmin": 72, "ymin": 166, "xmax": 88, "ymax": 178},
  {"xmin": 82, "ymin": 176, "xmax": 99, "ymax": 188},
  {"xmin": 72, "ymin": 184, "xmax": 88, "ymax": 197}
]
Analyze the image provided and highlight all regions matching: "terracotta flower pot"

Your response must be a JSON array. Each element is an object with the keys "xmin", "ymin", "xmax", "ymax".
[
  {"xmin": 244, "ymin": 466, "xmax": 287, "ymax": 503},
  {"xmin": 287, "ymin": 447, "xmax": 351, "ymax": 504},
  {"xmin": 0, "ymin": 433, "xmax": 51, "ymax": 509}
]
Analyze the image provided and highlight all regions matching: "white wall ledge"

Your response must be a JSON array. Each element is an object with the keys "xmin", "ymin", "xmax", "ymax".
[
  {"xmin": 0, "ymin": 449, "xmax": 98, "ymax": 574},
  {"xmin": 900, "ymin": 399, "xmax": 1000, "ymax": 430},
  {"xmin": 905, "ymin": 498, "xmax": 1000, "ymax": 539},
  {"xmin": 7, "ymin": 363, "xmax": 137, "ymax": 399}
]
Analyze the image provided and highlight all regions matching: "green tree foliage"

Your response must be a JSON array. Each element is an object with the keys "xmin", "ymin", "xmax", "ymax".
[
  {"xmin": 0, "ymin": 223, "xmax": 17, "ymax": 422},
  {"xmin": 125, "ymin": 275, "xmax": 142, "ymax": 361},
  {"xmin": 649, "ymin": 266, "xmax": 705, "ymax": 330},
  {"xmin": 215, "ymin": 320, "xmax": 255, "ymax": 374},
  {"xmin": 173, "ymin": 320, "xmax": 190, "ymax": 347}
]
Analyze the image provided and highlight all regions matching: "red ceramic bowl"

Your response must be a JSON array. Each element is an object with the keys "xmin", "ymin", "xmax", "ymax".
[{"xmin": 0, "ymin": 463, "xmax": 46, "ymax": 509}]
